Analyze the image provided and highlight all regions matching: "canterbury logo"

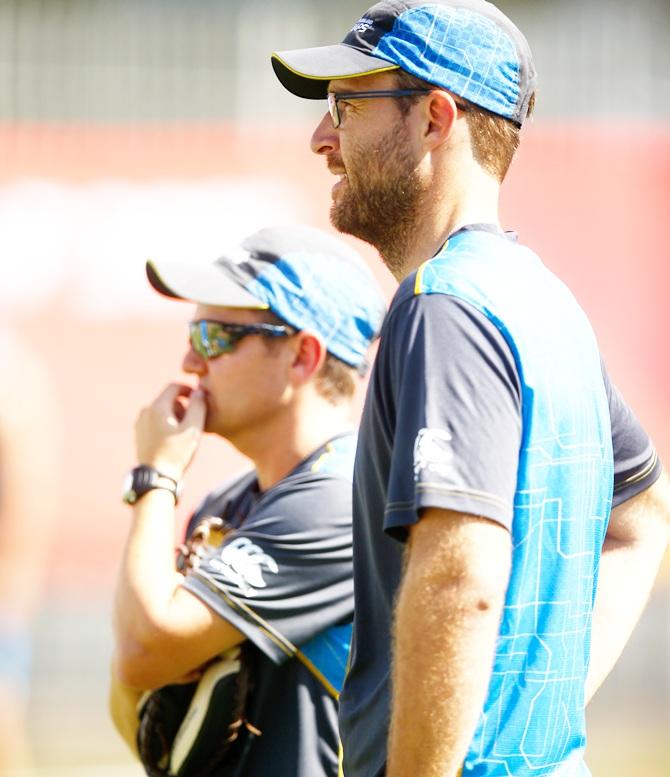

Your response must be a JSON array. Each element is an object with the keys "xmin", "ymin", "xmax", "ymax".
[
  {"xmin": 209, "ymin": 537, "xmax": 279, "ymax": 596},
  {"xmin": 351, "ymin": 16, "xmax": 375, "ymax": 33},
  {"xmin": 413, "ymin": 427, "xmax": 455, "ymax": 481}
]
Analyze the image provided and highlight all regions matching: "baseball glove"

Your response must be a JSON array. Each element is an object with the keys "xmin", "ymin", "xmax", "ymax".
[
  {"xmin": 136, "ymin": 644, "xmax": 259, "ymax": 777},
  {"xmin": 136, "ymin": 516, "xmax": 261, "ymax": 777}
]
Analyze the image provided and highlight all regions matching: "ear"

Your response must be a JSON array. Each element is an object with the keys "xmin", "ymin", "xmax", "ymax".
[
  {"xmin": 419, "ymin": 89, "xmax": 461, "ymax": 150},
  {"xmin": 289, "ymin": 331, "xmax": 327, "ymax": 387}
]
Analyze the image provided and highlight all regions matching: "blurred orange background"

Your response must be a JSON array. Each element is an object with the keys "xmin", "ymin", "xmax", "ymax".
[
  {"xmin": 1, "ymin": 48, "xmax": 669, "ymax": 777},
  {"xmin": 3, "ymin": 121, "xmax": 669, "ymax": 594},
  {"xmin": 1, "ymin": 1, "xmax": 669, "ymax": 774}
]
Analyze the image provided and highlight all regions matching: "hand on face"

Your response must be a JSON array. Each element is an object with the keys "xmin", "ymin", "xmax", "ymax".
[{"xmin": 134, "ymin": 384, "xmax": 206, "ymax": 481}]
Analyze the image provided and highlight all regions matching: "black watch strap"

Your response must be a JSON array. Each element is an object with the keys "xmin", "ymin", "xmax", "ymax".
[{"xmin": 122, "ymin": 465, "xmax": 182, "ymax": 506}]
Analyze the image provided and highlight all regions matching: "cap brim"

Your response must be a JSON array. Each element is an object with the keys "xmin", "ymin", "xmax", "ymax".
[
  {"xmin": 271, "ymin": 44, "xmax": 399, "ymax": 100},
  {"xmin": 146, "ymin": 260, "xmax": 267, "ymax": 309}
]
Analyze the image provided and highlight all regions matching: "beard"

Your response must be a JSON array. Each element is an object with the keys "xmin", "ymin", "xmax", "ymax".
[{"xmin": 329, "ymin": 120, "xmax": 425, "ymax": 278}]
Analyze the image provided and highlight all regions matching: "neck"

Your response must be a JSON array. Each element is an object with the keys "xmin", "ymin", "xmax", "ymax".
[
  {"xmin": 230, "ymin": 399, "xmax": 353, "ymax": 492},
  {"xmin": 385, "ymin": 164, "xmax": 501, "ymax": 282}
]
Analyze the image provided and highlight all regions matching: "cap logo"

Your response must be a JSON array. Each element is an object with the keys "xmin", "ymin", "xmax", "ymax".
[{"xmin": 351, "ymin": 16, "xmax": 375, "ymax": 34}]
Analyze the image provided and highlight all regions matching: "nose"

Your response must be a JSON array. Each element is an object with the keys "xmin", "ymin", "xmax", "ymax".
[
  {"xmin": 310, "ymin": 111, "xmax": 339, "ymax": 156},
  {"xmin": 182, "ymin": 347, "xmax": 207, "ymax": 377}
]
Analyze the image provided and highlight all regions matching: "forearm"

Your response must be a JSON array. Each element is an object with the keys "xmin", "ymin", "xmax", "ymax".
[
  {"xmin": 388, "ymin": 578, "xmax": 503, "ymax": 777},
  {"xmin": 112, "ymin": 489, "xmax": 245, "ymax": 689},
  {"xmin": 112, "ymin": 490, "xmax": 183, "ymax": 669},
  {"xmin": 112, "ymin": 384, "xmax": 246, "ymax": 688},
  {"xmin": 586, "ymin": 536, "xmax": 667, "ymax": 701},
  {"xmin": 586, "ymin": 473, "xmax": 670, "ymax": 701},
  {"xmin": 109, "ymin": 664, "xmax": 143, "ymax": 755},
  {"xmin": 387, "ymin": 513, "xmax": 510, "ymax": 777}
]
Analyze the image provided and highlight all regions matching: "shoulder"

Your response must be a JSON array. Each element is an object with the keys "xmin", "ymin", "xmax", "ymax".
[
  {"xmin": 258, "ymin": 440, "xmax": 356, "ymax": 531},
  {"xmin": 218, "ymin": 435, "xmax": 359, "ymax": 538},
  {"xmin": 186, "ymin": 471, "xmax": 257, "ymax": 534},
  {"xmin": 296, "ymin": 432, "xmax": 357, "ymax": 483},
  {"xmin": 380, "ymin": 285, "xmax": 520, "ymax": 396}
]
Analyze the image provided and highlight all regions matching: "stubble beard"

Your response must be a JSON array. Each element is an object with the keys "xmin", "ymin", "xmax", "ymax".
[{"xmin": 330, "ymin": 121, "xmax": 424, "ymax": 279}]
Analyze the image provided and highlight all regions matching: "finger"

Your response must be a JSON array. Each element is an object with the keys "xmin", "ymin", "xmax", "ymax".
[
  {"xmin": 153, "ymin": 383, "xmax": 194, "ymax": 416},
  {"xmin": 173, "ymin": 394, "xmax": 190, "ymax": 422},
  {"xmin": 183, "ymin": 389, "xmax": 207, "ymax": 429}
]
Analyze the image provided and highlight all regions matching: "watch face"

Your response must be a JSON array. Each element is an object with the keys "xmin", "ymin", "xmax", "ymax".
[
  {"xmin": 123, "ymin": 488, "xmax": 138, "ymax": 505},
  {"xmin": 122, "ymin": 472, "xmax": 139, "ymax": 505},
  {"xmin": 122, "ymin": 466, "xmax": 180, "ymax": 506}
]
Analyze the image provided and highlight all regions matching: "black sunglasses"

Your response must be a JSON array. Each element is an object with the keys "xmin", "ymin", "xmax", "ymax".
[{"xmin": 189, "ymin": 319, "xmax": 296, "ymax": 360}]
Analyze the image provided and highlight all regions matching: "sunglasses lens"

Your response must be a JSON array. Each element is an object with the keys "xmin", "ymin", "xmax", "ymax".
[{"xmin": 190, "ymin": 321, "xmax": 236, "ymax": 359}]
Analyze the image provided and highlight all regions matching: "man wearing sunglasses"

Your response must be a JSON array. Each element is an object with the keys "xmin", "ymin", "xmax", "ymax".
[
  {"xmin": 271, "ymin": 2, "xmax": 670, "ymax": 777},
  {"xmin": 109, "ymin": 225, "xmax": 386, "ymax": 777}
]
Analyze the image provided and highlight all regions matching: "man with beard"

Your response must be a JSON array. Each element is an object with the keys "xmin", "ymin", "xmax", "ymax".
[
  {"xmin": 109, "ymin": 225, "xmax": 386, "ymax": 777},
  {"xmin": 271, "ymin": 2, "xmax": 670, "ymax": 776}
]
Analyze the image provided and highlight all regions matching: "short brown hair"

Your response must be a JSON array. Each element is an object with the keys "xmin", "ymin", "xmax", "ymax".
[
  {"xmin": 394, "ymin": 71, "xmax": 534, "ymax": 182},
  {"xmin": 259, "ymin": 311, "xmax": 356, "ymax": 404},
  {"xmin": 314, "ymin": 353, "xmax": 356, "ymax": 404}
]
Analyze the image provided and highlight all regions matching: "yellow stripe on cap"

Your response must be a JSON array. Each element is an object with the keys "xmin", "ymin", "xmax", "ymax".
[
  {"xmin": 227, "ymin": 302, "xmax": 270, "ymax": 311},
  {"xmin": 271, "ymin": 52, "xmax": 399, "ymax": 82}
]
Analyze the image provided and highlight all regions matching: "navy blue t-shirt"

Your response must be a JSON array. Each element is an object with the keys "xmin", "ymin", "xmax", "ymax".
[{"xmin": 182, "ymin": 432, "xmax": 356, "ymax": 777}]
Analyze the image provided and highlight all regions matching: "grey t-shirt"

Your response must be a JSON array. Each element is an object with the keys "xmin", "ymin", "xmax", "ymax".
[
  {"xmin": 339, "ymin": 288, "xmax": 661, "ymax": 777},
  {"xmin": 182, "ymin": 432, "xmax": 356, "ymax": 777}
]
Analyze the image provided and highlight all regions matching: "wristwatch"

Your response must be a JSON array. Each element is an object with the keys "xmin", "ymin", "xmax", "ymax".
[{"xmin": 122, "ymin": 465, "xmax": 183, "ymax": 506}]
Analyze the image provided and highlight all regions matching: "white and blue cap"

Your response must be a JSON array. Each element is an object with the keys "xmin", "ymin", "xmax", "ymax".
[
  {"xmin": 146, "ymin": 225, "xmax": 386, "ymax": 372},
  {"xmin": 272, "ymin": 0, "xmax": 536, "ymax": 126}
]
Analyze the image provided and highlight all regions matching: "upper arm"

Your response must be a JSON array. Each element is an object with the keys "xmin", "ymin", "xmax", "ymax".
[
  {"xmin": 115, "ymin": 584, "xmax": 246, "ymax": 689},
  {"xmin": 183, "ymin": 476, "xmax": 354, "ymax": 664},
  {"xmin": 606, "ymin": 469, "xmax": 670, "ymax": 544},
  {"xmin": 601, "ymin": 362, "xmax": 666, "ymax": 541},
  {"xmin": 380, "ymin": 294, "xmax": 522, "ymax": 538},
  {"xmin": 407, "ymin": 508, "xmax": 511, "ymax": 600},
  {"xmin": 603, "ymin": 363, "xmax": 662, "ymax": 506},
  {"xmin": 402, "ymin": 508, "xmax": 511, "ymax": 628}
]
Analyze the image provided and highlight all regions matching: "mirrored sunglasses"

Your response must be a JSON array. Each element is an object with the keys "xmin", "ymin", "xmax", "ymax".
[{"xmin": 189, "ymin": 319, "xmax": 296, "ymax": 360}]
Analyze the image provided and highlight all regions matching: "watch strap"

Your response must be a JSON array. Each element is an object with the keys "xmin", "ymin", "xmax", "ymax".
[{"xmin": 123, "ymin": 465, "xmax": 182, "ymax": 506}]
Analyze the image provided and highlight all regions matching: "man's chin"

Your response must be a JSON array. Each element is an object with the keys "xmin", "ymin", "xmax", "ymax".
[
  {"xmin": 203, "ymin": 414, "xmax": 237, "ymax": 440},
  {"xmin": 329, "ymin": 202, "xmax": 375, "ymax": 248}
]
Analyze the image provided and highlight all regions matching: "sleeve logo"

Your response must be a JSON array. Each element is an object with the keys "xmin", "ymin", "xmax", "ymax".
[
  {"xmin": 208, "ymin": 537, "xmax": 279, "ymax": 596},
  {"xmin": 413, "ymin": 427, "xmax": 454, "ymax": 481}
]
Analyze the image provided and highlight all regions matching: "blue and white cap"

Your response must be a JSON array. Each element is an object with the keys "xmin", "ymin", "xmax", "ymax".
[
  {"xmin": 272, "ymin": 0, "xmax": 536, "ymax": 126},
  {"xmin": 146, "ymin": 225, "xmax": 386, "ymax": 371}
]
